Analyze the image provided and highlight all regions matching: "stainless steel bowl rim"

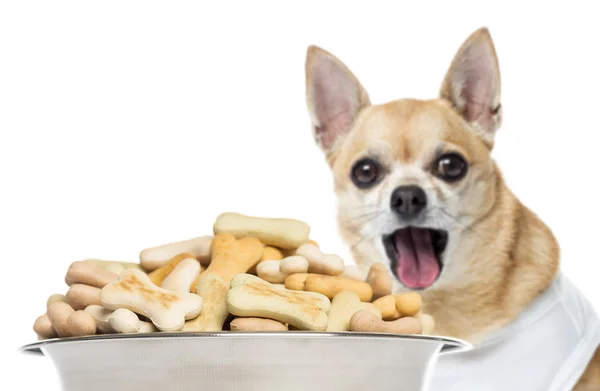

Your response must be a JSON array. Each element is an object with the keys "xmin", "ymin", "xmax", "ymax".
[{"xmin": 19, "ymin": 331, "xmax": 472, "ymax": 355}]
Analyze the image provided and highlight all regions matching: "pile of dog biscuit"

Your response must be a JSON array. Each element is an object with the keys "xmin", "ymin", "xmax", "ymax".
[{"xmin": 33, "ymin": 212, "xmax": 435, "ymax": 339}]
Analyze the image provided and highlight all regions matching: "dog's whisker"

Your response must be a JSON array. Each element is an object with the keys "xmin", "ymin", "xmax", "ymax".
[
  {"xmin": 430, "ymin": 207, "xmax": 485, "ymax": 240},
  {"xmin": 339, "ymin": 209, "xmax": 385, "ymax": 227}
]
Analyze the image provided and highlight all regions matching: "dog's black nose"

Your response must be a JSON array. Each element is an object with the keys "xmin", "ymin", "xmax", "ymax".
[{"xmin": 391, "ymin": 185, "xmax": 427, "ymax": 219}]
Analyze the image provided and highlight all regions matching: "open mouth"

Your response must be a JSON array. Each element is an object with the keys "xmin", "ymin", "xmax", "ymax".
[{"xmin": 383, "ymin": 227, "xmax": 448, "ymax": 290}]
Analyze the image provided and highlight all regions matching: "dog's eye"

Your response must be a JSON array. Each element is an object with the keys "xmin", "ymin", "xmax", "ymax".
[
  {"xmin": 435, "ymin": 153, "xmax": 468, "ymax": 182},
  {"xmin": 351, "ymin": 158, "xmax": 381, "ymax": 189}
]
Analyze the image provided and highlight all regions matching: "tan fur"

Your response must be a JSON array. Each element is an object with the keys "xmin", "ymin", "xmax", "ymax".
[{"xmin": 306, "ymin": 27, "xmax": 600, "ymax": 388}]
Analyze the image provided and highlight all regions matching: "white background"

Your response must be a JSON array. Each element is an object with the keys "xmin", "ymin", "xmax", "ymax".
[{"xmin": 2, "ymin": 1, "xmax": 599, "ymax": 389}]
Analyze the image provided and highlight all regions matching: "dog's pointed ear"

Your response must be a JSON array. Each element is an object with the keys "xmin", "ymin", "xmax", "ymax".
[
  {"xmin": 305, "ymin": 45, "xmax": 370, "ymax": 157},
  {"xmin": 440, "ymin": 27, "xmax": 502, "ymax": 148}
]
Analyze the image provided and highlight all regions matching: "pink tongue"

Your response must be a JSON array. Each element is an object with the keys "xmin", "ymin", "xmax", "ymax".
[{"xmin": 394, "ymin": 228, "xmax": 440, "ymax": 289}]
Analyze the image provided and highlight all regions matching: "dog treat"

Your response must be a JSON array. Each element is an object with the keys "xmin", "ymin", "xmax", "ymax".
[
  {"xmin": 395, "ymin": 292, "xmax": 422, "ymax": 317},
  {"xmin": 366, "ymin": 263, "xmax": 393, "ymax": 300},
  {"xmin": 373, "ymin": 295, "xmax": 401, "ymax": 320},
  {"xmin": 182, "ymin": 274, "xmax": 229, "ymax": 332},
  {"xmin": 250, "ymin": 246, "xmax": 285, "ymax": 275},
  {"xmin": 256, "ymin": 260, "xmax": 285, "ymax": 283},
  {"xmin": 341, "ymin": 265, "xmax": 364, "ymax": 281},
  {"xmin": 47, "ymin": 294, "xmax": 67, "ymax": 308},
  {"xmin": 83, "ymin": 259, "xmax": 143, "ymax": 275},
  {"xmin": 349, "ymin": 310, "xmax": 423, "ymax": 335},
  {"xmin": 204, "ymin": 234, "xmax": 264, "ymax": 281},
  {"xmin": 161, "ymin": 257, "xmax": 201, "ymax": 293},
  {"xmin": 281, "ymin": 239, "xmax": 319, "ymax": 257},
  {"xmin": 84, "ymin": 305, "xmax": 157, "ymax": 334},
  {"xmin": 327, "ymin": 291, "xmax": 382, "ymax": 332},
  {"xmin": 33, "ymin": 314, "xmax": 58, "ymax": 339},
  {"xmin": 295, "ymin": 243, "xmax": 344, "ymax": 276},
  {"xmin": 416, "ymin": 313, "xmax": 435, "ymax": 335},
  {"xmin": 213, "ymin": 212, "xmax": 310, "ymax": 249},
  {"xmin": 67, "ymin": 310, "xmax": 97, "ymax": 337},
  {"xmin": 139, "ymin": 320, "xmax": 158, "ymax": 333},
  {"xmin": 84, "ymin": 305, "xmax": 114, "ymax": 334},
  {"xmin": 300, "ymin": 274, "xmax": 373, "ymax": 302},
  {"xmin": 280, "ymin": 256, "xmax": 310, "ymax": 274},
  {"xmin": 108, "ymin": 308, "xmax": 141, "ymax": 334},
  {"xmin": 230, "ymin": 317, "xmax": 288, "ymax": 331},
  {"xmin": 182, "ymin": 234, "xmax": 264, "ymax": 332},
  {"xmin": 148, "ymin": 253, "xmax": 195, "ymax": 286},
  {"xmin": 47, "ymin": 302, "xmax": 75, "ymax": 338},
  {"xmin": 256, "ymin": 256, "xmax": 309, "ymax": 283},
  {"xmin": 65, "ymin": 261, "xmax": 119, "ymax": 288},
  {"xmin": 261, "ymin": 246, "xmax": 284, "ymax": 262},
  {"xmin": 100, "ymin": 269, "xmax": 203, "ymax": 332},
  {"xmin": 140, "ymin": 236, "xmax": 213, "ymax": 271},
  {"xmin": 227, "ymin": 274, "xmax": 331, "ymax": 331},
  {"xmin": 66, "ymin": 284, "xmax": 101, "ymax": 310},
  {"xmin": 284, "ymin": 273, "xmax": 310, "ymax": 291}
]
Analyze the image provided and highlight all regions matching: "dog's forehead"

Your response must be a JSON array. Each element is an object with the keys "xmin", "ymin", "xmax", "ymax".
[{"xmin": 348, "ymin": 99, "xmax": 473, "ymax": 163}]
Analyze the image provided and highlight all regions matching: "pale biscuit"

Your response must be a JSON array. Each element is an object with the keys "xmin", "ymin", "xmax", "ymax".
[
  {"xmin": 65, "ymin": 261, "xmax": 119, "ymax": 288},
  {"xmin": 256, "ymin": 256, "xmax": 309, "ymax": 283},
  {"xmin": 289, "ymin": 273, "xmax": 373, "ymax": 302},
  {"xmin": 100, "ymin": 269, "xmax": 203, "ymax": 332},
  {"xmin": 147, "ymin": 253, "xmax": 196, "ymax": 287},
  {"xmin": 349, "ymin": 310, "xmax": 423, "ymax": 335},
  {"xmin": 182, "ymin": 234, "xmax": 264, "ymax": 332},
  {"xmin": 295, "ymin": 243, "xmax": 344, "ymax": 276},
  {"xmin": 33, "ymin": 314, "xmax": 58, "ymax": 340},
  {"xmin": 161, "ymin": 257, "xmax": 201, "ymax": 293},
  {"xmin": 66, "ymin": 284, "xmax": 102, "ymax": 310},
  {"xmin": 366, "ymin": 263, "xmax": 393, "ymax": 300},
  {"xmin": 227, "ymin": 274, "xmax": 331, "ymax": 331},
  {"xmin": 213, "ymin": 212, "xmax": 310, "ymax": 249},
  {"xmin": 327, "ymin": 290, "xmax": 382, "ymax": 332},
  {"xmin": 230, "ymin": 317, "xmax": 288, "ymax": 331},
  {"xmin": 140, "ymin": 236, "xmax": 213, "ymax": 271}
]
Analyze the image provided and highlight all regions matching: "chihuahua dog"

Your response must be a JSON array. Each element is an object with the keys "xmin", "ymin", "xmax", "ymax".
[{"xmin": 304, "ymin": 28, "xmax": 600, "ymax": 390}]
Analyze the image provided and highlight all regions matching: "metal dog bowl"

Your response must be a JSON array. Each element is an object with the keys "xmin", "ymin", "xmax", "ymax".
[{"xmin": 20, "ymin": 332, "xmax": 471, "ymax": 391}]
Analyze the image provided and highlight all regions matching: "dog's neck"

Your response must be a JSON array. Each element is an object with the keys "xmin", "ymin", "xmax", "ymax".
[{"xmin": 418, "ymin": 170, "xmax": 560, "ymax": 344}]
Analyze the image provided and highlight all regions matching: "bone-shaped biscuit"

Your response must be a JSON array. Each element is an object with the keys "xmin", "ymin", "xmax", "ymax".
[
  {"xmin": 327, "ymin": 290, "xmax": 382, "ymax": 332},
  {"xmin": 161, "ymin": 257, "xmax": 201, "ymax": 293},
  {"xmin": 85, "ymin": 305, "xmax": 157, "ymax": 334},
  {"xmin": 100, "ymin": 269, "xmax": 203, "ymax": 332},
  {"xmin": 226, "ymin": 274, "xmax": 331, "ymax": 331},
  {"xmin": 108, "ymin": 308, "xmax": 141, "ymax": 334},
  {"xmin": 205, "ymin": 234, "xmax": 265, "ymax": 281},
  {"xmin": 213, "ymin": 212, "xmax": 310, "ymax": 249},
  {"xmin": 33, "ymin": 314, "xmax": 58, "ymax": 339},
  {"xmin": 295, "ymin": 243, "xmax": 344, "ymax": 276},
  {"xmin": 182, "ymin": 235, "xmax": 263, "ymax": 332},
  {"xmin": 285, "ymin": 273, "xmax": 373, "ymax": 302},
  {"xmin": 182, "ymin": 274, "xmax": 229, "ymax": 332},
  {"xmin": 373, "ymin": 295, "xmax": 400, "ymax": 320},
  {"xmin": 256, "ymin": 256, "xmax": 309, "ymax": 283},
  {"xmin": 230, "ymin": 317, "xmax": 288, "ymax": 331},
  {"xmin": 349, "ymin": 310, "xmax": 423, "ymax": 335},
  {"xmin": 82, "ymin": 259, "xmax": 143, "ymax": 275},
  {"xmin": 148, "ymin": 253, "xmax": 196, "ymax": 287},
  {"xmin": 139, "ymin": 236, "xmax": 213, "ymax": 271},
  {"xmin": 65, "ymin": 261, "xmax": 119, "ymax": 288},
  {"xmin": 66, "ymin": 284, "xmax": 101, "ymax": 310},
  {"xmin": 366, "ymin": 263, "xmax": 393, "ymax": 300}
]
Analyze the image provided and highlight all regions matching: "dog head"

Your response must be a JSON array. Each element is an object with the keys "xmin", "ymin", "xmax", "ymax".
[{"xmin": 305, "ymin": 28, "xmax": 503, "ymax": 292}]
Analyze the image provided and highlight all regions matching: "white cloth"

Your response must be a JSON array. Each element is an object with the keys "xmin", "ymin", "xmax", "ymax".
[{"xmin": 428, "ymin": 272, "xmax": 600, "ymax": 391}]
